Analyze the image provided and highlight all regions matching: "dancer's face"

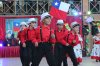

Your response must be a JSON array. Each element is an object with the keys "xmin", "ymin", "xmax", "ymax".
[
  {"xmin": 30, "ymin": 22, "xmax": 36, "ymax": 27},
  {"xmin": 43, "ymin": 17, "xmax": 51, "ymax": 25},
  {"xmin": 57, "ymin": 24, "xmax": 64, "ymax": 30},
  {"xmin": 73, "ymin": 26, "xmax": 80, "ymax": 33},
  {"xmin": 21, "ymin": 25, "xmax": 26, "ymax": 30}
]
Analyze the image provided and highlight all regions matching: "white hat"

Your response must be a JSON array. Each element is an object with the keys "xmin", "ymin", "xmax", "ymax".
[
  {"xmin": 20, "ymin": 22, "xmax": 27, "ymax": 26},
  {"xmin": 40, "ymin": 12, "xmax": 51, "ymax": 21},
  {"xmin": 57, "ymin": 20, "xmax": 64, "ymax": 25},
  {"xmin": 27, "ymin": 18, "xmax": 37, "ymax": 24},
  {"xmin": 70, "ymin": 21, "xmax": 80, "ymax": 28}
]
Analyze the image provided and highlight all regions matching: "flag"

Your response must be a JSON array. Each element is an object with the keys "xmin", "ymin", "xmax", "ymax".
[
  {"xmin": 50, "ymin": 0, "xmax": 70, "ymax": 21},
  {"xmin": 13, "ymin": 22, "xmax": 20, "ymax": 32}
]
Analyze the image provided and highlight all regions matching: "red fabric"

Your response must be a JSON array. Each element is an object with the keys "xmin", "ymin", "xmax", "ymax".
[
  {"xmin": 94, "ymin": 40, "xmax": 100, "ymax": 44},
  {"xmin": 0, "ymin": 28, "xmax": 3, "ymax": 40},
  {"xmin": 55, "ymin": 29, "xmax": 69, "ymax": 45},
  {"xmin": 50, "ymin": 6, "xmax": 67, "ymax": 21},
  {"xmin": 0, "ymin": 16, "xmax": 40, "ymax": 40},
  {"xmin": 51, "ymin": 16, "xmax": 82, "ymax": 34},
  {"xmin": 77, "ymin": 57, "xmax": 82, "ymax": 63},
  {"xmin": 0, "ymin": 46, "xmax": 20, "ymax": 58},
  {"xmin": 17, "ymin": 29, "xmax": 26, "ymax": 44},
  {"xmin": 91, "ymin": 56, "xmax": 100, "ymax": 60},
  {"xmin": 25, "ymin": 28, "xmax": 37, "ymax": 43},
  {"xmin": 67, "ymin": 31, "xmax": 80, "ymax": 46},
  {"xmin": 0, "ymin": 17, "xmax": 5, "ymax": 40},
  {"xmin": 36, "ymin": 25, "xmax": 55, "ymax": 43}
]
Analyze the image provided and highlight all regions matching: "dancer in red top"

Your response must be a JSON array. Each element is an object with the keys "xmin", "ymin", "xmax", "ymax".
[
  {"xmin": 71, "ymin": 22, "xmax": 83, "ymax": 65},
  {"xmin": 54, "ymin": 20, "xmax": 69, "ymax": 66},
  {"xmin": 17, "ymin": 22, "xmax": 28, "ymax": 66},
  {"xmin": 34, "ymin": 12, "xmax": 56, "ymax": 66},
  {"xmin": 62, "ymin": 21, "xmax": 79, "ymax": 66}
]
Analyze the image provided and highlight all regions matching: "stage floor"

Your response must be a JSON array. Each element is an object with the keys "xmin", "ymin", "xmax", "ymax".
[{"xmin": 0, "ymin": 57, "xmax": 100, "ymax": 66}]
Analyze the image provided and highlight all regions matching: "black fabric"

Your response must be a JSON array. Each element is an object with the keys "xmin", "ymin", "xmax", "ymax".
[
  {"xmin": 54, "ymin": 43, "xmax": 78, "ymax": 66},
  {"xmin": 40, "ymin": 27, "xmax": 43, "ymax": 41},
  {"xmin": 54, "ymin": 43, "xmax": 67, "ymax": 66},
  {"xmin": 34, "ymin": 42, "xmax": 55, "ymax": 66},
  {"xmin": 65, "ymin": 46, "xmax": 78, "ymax": 66},
  {"xmin": 20, "ymin": 41, "xmax": 35, "ymax": 66}
]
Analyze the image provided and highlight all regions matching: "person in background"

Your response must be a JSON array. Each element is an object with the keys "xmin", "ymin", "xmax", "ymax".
[
  {"xmin": 17, "ymin": 22, "xmax": 27, "ymax": 66},
  {"xmin": 91, "ymin": 32, "xmax": 100, "ymax": 62},
  {"xmin": 34, "ymin": 12, "xmax": 56, "ymax": 66},
  {"xmin": 54, "ymin": 20, "xmax": 69, "ymax": 66}
]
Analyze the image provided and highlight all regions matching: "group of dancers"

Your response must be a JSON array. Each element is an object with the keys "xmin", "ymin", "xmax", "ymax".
[{"xmin": 17, "ymin": 12, "xmax": 100, "ymax": 66}]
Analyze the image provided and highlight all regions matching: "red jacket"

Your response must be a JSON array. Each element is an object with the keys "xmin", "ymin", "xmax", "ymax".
[
  {"xmin": 55, "ymin": 29, "xmax": 69, "ymax": 46},
  {"xmin": 25, "ymin": 28, "xmax": 37, "ymax": 43},
  {"xmin": 67, "ymin": 31, "xmax": 80, "ymax": 46},
  {"xmin": 17, "ymin": 28, "xmax": 37, "ymax": 44},
  {"xmin": 17, "ymin": 29, "xmax": 26, "ymax": 44},
  {"xmin": 35, "ymin": 25, "xmax": 55, "ymax": 43}
]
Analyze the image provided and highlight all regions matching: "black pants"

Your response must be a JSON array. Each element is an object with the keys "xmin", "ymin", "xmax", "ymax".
[
  {"xmin": 63, "ymin": 56, "xmax": 68, "ymax": 66},
  {"xmin": 20, "ymin": 41, "xmax": 35, "ymax": 66},
  {"xmin": 54, "ymin": 43, "xmax": 67, "ymax": 66},
  {"xmin": 65, "ymin": 46, "xmax": 78, "ymax": 66},
  {"xmin": 34, "ymin": 42, "xmax": 55, "ymax": 66},
  {"xmin": 54, "ymin": 43, "xmax": 78, "ymax": 66}
]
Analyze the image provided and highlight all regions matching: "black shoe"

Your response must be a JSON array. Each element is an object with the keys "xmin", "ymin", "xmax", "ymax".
[
  {"xmin": 77, "ymin": 62, "xmax": 80, "ymax": 65},
  {"xmin": 99, "ymin": 60, "xmax": 100, "ymax": 62},
  {"xmin": 96, "ymin": 60, "xmax": 98, "ymax": 62}
]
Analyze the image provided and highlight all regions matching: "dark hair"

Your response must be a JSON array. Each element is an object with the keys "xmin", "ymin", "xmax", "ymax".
[
  {"xmin": 72, "ymin": 24, "xmax": 80, "ymax": 28},
  {"xmin": 44, "ymin": 15, "xmax": 51, "ymax": 19}
]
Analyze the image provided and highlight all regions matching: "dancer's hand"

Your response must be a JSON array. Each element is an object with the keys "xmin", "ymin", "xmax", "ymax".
[
  {"xmin": 35, "ymin": 42, "xmax": 38, "ymax": 47},
  {"xmin": 66, "ymin": 43, "xmax": 69, "ymax": 46},
  {"xmin": 51, "ymin": 34, "xmax": 55, "ymax": 39},
  {"xmin": 73, "ymin": 40, "xmax": 76, "ymax": 43},
  {"xmin": 22, "ymin": 43, "xmax": 26, "ymax": 47}
]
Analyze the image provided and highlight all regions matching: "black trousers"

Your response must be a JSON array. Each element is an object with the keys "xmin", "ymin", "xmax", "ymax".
[
  {"xmin": 54, "ymin": 43, "xmax": 67, "ymax": 66},
  {"xmin": 54, "ymin": 43, "xmax": 78, "ymax": 66},
  {"xmin": 20, "ymin": 41, "xmax": 35, "ymax": 66},
  {"xmin": 34, "ymin": 42, "xmax": 55, "ymax": 66},
  {"xmin": 65, "ymin": 46, "xmax": 78, "ymax": 66},
  {"xmin": 63, "ymin": 56, "xmax": 68, "ymax": 66}
]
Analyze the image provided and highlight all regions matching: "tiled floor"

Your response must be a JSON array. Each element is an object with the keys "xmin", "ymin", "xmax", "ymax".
[{"xmin": 0, "ymin": 57, "xmax": 100, "ymax": 66}]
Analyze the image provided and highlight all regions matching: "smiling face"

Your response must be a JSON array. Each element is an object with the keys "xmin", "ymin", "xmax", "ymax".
[{"xmin": 42, "ymin": 16, "xmax": 51, "ymax": 25}]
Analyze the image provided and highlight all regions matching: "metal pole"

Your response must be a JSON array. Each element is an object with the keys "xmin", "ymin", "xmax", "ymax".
[
  {"xmin": 37, "ymin": 0, "xmax": 39, "ymax": 15},
  {"xmin": 15, "ymin": 0, "xmax": 16, "ymax": 15},
  {"xmin": 82, "ymin": 0, "xmax": 87, "ymax": 57}
]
